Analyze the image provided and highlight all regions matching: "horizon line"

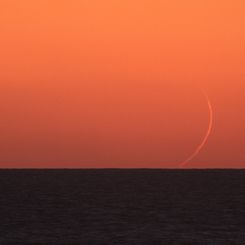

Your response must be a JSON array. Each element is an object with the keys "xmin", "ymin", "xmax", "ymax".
[{"xmin": 0, "ymin": 167, "xmax": 244, "ymax": 170}]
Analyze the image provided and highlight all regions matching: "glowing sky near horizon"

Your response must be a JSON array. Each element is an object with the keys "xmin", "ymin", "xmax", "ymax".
[{"xmin": 0, "ymin": 0, "xmax": 245, "ymax": 168}]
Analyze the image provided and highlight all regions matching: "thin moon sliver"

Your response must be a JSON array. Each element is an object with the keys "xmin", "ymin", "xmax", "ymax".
[{"xmin": 179, "ymin": 90, "xmax": 214, "ymax": 168}]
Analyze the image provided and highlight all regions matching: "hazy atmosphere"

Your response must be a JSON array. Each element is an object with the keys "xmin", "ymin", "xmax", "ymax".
[{"xmin": 0, "ymin": 1, "xmax": 244, "ymax": 168}]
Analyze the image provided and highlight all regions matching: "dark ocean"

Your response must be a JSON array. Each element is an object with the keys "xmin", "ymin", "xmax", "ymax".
[{"xmin": 0, "ymin": 169, "xmax": 244, "ymax": 244}]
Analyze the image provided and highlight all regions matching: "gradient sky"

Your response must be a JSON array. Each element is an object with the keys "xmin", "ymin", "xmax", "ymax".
[{"xmin": 0, "ymin": 0, "xmax": 244, "ymax": 168}]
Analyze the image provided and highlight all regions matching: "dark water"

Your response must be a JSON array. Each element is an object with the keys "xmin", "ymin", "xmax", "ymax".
[{"xmin": 0, "ymin": 169, "xmax": 244, "ymax": 244}]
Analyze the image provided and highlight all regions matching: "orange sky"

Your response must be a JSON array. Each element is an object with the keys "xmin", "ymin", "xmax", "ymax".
[{"xmin": 0, "ymin": 0, "xmax": 244, "ymax": 168}]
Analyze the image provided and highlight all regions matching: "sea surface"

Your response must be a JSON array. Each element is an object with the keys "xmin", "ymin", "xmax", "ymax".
[{"xmin": 0, "ymin": 169, "xmax": 244, "ymax": 244}]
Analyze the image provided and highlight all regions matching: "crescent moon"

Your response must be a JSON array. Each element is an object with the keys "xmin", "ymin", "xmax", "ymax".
[{"xmin": 179, "ymin": 90, "xmax": 214, "ymax": 168}]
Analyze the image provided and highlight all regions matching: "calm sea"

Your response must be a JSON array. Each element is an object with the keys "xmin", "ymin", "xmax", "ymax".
[{"xmin": 0, "ymin": 169, "xmax": 244, "ymax": 244}]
